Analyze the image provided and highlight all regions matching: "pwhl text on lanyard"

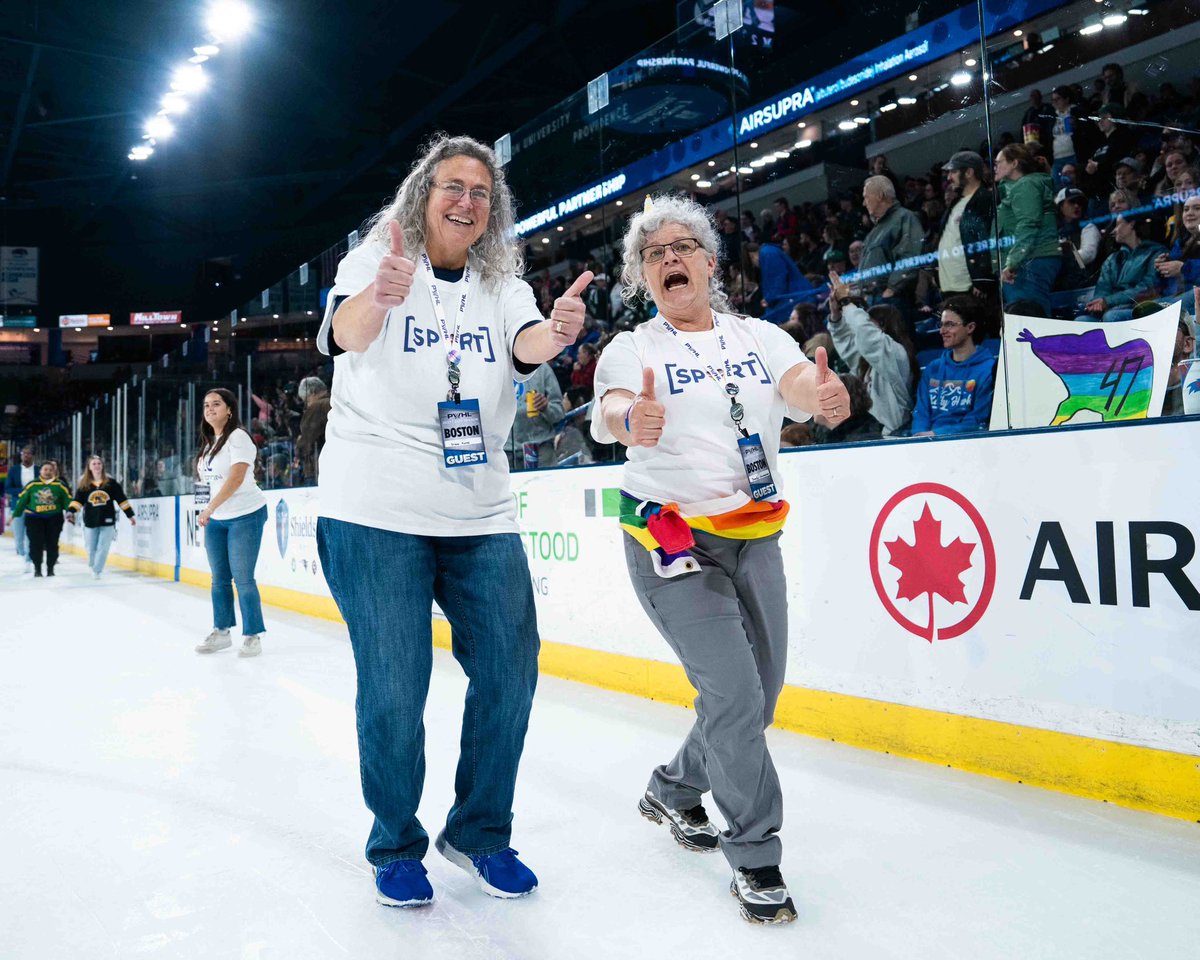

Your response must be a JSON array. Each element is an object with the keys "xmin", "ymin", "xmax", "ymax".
[
  {"xmin": 420, "ymin": 251, "xmax": 471, "ymax": 402},
  {"xmin": 656, "ymin": 312, "xmax": 750, "ymax": 437}
]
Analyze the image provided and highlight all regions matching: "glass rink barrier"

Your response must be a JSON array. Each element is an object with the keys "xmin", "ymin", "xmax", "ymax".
[{"xmin": 18, "ymin": 2, "xmax": 1200, "ymax": 930}]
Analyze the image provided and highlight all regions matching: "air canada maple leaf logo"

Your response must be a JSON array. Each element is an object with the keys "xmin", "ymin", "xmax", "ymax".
[{"xmin": 869, "ymin": 483, "xmax": 996, "ymax": 642}]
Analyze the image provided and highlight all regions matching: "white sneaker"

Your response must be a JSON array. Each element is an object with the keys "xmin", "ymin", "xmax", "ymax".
[
  {"xmin": 92, "ymin": 570, "xmax": 102, "ymax": 580},
  {"xmin": 195, "ymin": 629, "xmax": 232, "ymax": 654},
  {"xmin": 238, "ymin": 635, "xmax": 262, "ymax": 658}
]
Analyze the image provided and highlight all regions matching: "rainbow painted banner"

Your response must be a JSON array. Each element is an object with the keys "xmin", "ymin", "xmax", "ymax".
[{"xmin": 991, "ymin": 302, "xmax": 1181, "ymax": 430}]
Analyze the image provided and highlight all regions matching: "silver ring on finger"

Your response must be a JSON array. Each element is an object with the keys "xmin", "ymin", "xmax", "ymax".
[{"xmin": 554, "ymin": 320, "xmax": 563, "ymax": 335}]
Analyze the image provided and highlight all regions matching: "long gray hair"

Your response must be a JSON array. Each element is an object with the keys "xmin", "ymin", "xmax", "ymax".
[
  {"xmin": 619, "ymin": 194, "xmax": 731, "ymax": 312},
  {"xmin": 362, "ymin": 133, "xmax": 523, "ymax": 287}
]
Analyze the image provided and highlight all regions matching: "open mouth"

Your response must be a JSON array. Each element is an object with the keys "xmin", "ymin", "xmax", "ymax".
[
  {"xmin": 446, "ymin": 214, "xmax": 474, "ymax": 227},
  {"xmin": 663, "ymin": 271, "xmax": 689, "ymax": 291}
]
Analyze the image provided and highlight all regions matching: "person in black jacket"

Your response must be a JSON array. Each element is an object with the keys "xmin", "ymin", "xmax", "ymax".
[
  {"xmin": 67, "ymin": 455, "xmax": 135, "ymax": 579},
  {"xmin": 938, "ymin": 151, "xmax": 998, "ymax": 313}
]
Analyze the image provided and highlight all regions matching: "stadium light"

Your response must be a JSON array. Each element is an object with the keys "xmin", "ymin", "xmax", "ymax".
[
  {"xmin": 696, "ymin": 180, "xmax": 712, "ymax": 188},
  {"xmin": 1080, "ymin": 23, "xmax": 1104, "ymax": 35},
  {"xmin": 880, "ymin": 102, "xmax": 898, "ymax": 112},
  {"xmin": 207, "ymin": 2, "xmax": 254, "ymax": 41},
  {"xmin": 898, "ymin": 96, "xmax": 918, "ymax": 105},
  {"xmin": 145, "ymin": 116, "xmax": 175, "ymax": 140},
  {"xmin": 194, "ymin": 44, "xmax": 221, "ymax": 56},
  {"xmin": 950, "ymin": 70, "xmax": 972, "ymax": 86},
  {"xmin": 160, "ymin": 94, "xmax": 188, "ymax": 115},
  {"xmin": 796, "ymin": 139, "xmax": 813, "ymax": 148},
  {"xmin": 1102, "ymin": 13, "xmax": 1127, "ymax": 25},
  {"xmin": 171, "ymin": 64, "xmax": 208, "ymax": 94},
  {"xmin": 838, "ymin": 120, "xmax": 857, "ymax": 131}
]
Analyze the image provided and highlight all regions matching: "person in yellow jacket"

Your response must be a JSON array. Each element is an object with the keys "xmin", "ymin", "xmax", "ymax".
[{"xmin": 13, "ymin": 462, "xmax": 72, "ymax": 577}]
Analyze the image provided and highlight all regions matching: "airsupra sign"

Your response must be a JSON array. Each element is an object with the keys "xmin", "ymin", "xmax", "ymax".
[{"xmin": 511, "ymin": 0, "xmax": 1069, "ymax": 236}]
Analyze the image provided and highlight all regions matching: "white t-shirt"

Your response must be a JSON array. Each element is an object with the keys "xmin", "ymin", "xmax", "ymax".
[
  {"xmin": 317, "ymin": 239, "xmax": 542, "ymax": 536},
  {"xmin": 591, "ymin": 313, "xmax": 812, "ymax": 515},
  {"xmin": 19, "ymin": 464, "xmax": 36, "ymax": 488},
  {"xmin": 196, "ymin": 428, "xmax": 266, "ymax": 520},
  {"xmin": 937, "ymin": 195, "xmax": 973, "ymax": 293}
]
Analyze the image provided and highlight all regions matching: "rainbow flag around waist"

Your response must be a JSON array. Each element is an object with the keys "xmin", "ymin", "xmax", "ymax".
[{"xmin": 619, "ymin": 493, "xmax": 789, "ymax": 578}]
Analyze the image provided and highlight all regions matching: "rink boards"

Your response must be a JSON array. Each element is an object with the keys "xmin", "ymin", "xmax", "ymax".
[{"xmin": 61, "ymin": 418, "xmax": 1200, "ymax": 820}]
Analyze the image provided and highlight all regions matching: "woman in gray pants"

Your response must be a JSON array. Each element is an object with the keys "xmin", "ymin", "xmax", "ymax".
[{"xmin": 590, "ymin": 195, "xmax": 849, "ymax": 924}]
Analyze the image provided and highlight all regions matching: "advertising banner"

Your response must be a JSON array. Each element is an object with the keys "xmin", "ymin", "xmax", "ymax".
[
  {"xmin": 108, "ymin": 420, "xmax": 1198, "ymax": 757},
  {"xmin": 1, "ymin": 246, "xmax": 38, "ymax": 306},
  {"xmin": 59, "ymin": 314, "xmax": 111, "ymax": 329},
  {"xmin": 131, "ymin": 311, "xmax": 183, "ymax": 326},
  {"xmin": 991, "ymin": 302, "xmax": 1180, "ymax": 430}
]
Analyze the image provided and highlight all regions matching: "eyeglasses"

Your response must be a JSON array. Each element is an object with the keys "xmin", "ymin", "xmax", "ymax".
[
  {"xmin": 937, "ymin": 318, "xmax": 965, "ymax": 330},
  {"xmin": 639, "ymin": 237, "xmax": 703, "ymax": 264},
  {"xmin": 433, "ymin": 181, "xmax": 492, "ymax": 206}
]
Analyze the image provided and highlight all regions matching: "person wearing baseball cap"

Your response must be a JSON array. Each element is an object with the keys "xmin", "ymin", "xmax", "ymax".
[
  {"xmin": 1055, "ymin": 187, "xmax": 1101, "ymax": 286},
  {"xmin": 1114, "ymin": 157, "xmax": 1149, "ymax": 203},
  {"xmin": 937, "ymin": 151, "xmax": 997, "ymax": 310}
]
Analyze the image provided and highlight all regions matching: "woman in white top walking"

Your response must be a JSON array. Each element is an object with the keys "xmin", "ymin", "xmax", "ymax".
[{"xmin": 193, "ymin": 387, "xmax": 268, "ymax": 657}]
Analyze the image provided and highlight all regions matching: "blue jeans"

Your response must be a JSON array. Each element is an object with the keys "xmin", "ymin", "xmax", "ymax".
[
  {"xmin": 317, "ymin": 518, "xmax": 540, "ymax": 866},
  {"xmin": 1003, "ymin": 255, "xmax": 1061, "ymax": 313},
  {"xmin": 84, "ymin": 525, "xmax": 117, "ymax": 573},
  {"xmin": 204, "ymin": 506, "xmax": 267, "ymax": 636},
  {"xmin": 12, "ymin": 513, "xmax": 27, "ymax": 559}
]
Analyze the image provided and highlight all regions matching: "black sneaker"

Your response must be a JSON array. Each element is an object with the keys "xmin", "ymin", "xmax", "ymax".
[
  {"xmin": 638, "ymin": 791, "xmax": 720, "ymax": 852},
  {"xmin": 731, "ymin": 865, "xmax": 797, "ymax": 924}
]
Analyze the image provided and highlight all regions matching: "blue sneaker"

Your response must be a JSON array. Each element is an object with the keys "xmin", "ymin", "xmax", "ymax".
[
  {"xmin": 435, "ymin": 831, "xmax": 538, "ymax": 899},
  {"xmin": 374, "ymin": 860, "xmax": 433, "ymax": 908}
]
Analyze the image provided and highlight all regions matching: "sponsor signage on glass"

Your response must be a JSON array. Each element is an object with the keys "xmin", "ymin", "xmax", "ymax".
[
  {"xmin": 131, "ymin": 311, "xmax": 183, "ymax": 325},
  {"xmin": 59, "ymin": 314, "xmax": 111, "ymax": 328}
]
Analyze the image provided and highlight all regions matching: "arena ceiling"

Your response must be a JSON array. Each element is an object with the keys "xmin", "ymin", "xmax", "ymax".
[{"xmin": 0, "ymin": 1, "xmax": 932, "ymax": 325}]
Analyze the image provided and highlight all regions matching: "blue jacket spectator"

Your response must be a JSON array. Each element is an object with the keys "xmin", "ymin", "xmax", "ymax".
[
  {"xmin": 752, "ymin": 242, "xmax": 817, "ymax": 323},
  {"xmin": 1077, "ymin": 216, "xmax": 1166, "ymax": 322},
  {"xmin": 912, "ymin": 295, "xmax": 997, "ymax": 436}
]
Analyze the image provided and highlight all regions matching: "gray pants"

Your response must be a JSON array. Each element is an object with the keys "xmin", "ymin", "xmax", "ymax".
[{"xmin": 623, "ymin": 529, "xmax": 788, "ymax": 870}]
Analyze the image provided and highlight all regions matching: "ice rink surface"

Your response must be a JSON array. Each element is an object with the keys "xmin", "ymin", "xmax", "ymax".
[{"xmin": 2, "ymin": 547, "xmax": 1199, "ymax": 960}]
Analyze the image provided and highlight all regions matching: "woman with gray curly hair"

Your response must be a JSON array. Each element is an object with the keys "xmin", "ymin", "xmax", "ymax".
[
  {"xmin": 316, "ymin": 133, "xmax": 592, "ymax": 910},
  {"xmin": 591, "ymin": 194, "xmax": 849, "ymax": 925}
]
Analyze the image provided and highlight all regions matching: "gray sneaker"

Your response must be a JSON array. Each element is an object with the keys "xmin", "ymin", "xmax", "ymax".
[
  {"xmin": 195, "ymin": 629, "xmax": 232, "ymax": 654},
  {"xmin": 238, "ymin": 635, "xmax": 262, "ymax": 658}
]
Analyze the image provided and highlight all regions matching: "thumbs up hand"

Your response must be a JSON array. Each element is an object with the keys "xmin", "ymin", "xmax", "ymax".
[
  {"xmin": 548, "ymin": 270, "xmax": 593, "ymax": 347},
  {"xmin": 627, "ymin": 366, "xmax": 666, "ymax": 447},
  {"xmin": 813, "ymin": 347, "xmax": 850, "ymax": 426},
  {"xmin": 373, "ymin": 220, "xmax": 416, "ymax": 309}
]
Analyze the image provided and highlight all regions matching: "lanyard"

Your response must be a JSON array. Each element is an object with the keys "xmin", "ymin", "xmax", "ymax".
[
  {"xmin": 420, "ymin": 251, "xmax": 472, "ymax": 402},
  {"xmin": 656, "ymin": 312, "xmax": 749, "ymax": 437}
]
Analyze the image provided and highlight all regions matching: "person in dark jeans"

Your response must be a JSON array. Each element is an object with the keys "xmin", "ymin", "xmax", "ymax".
[{"xmin": 12, "ymin": 462, "xmax": 71, "ymax": 577}]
